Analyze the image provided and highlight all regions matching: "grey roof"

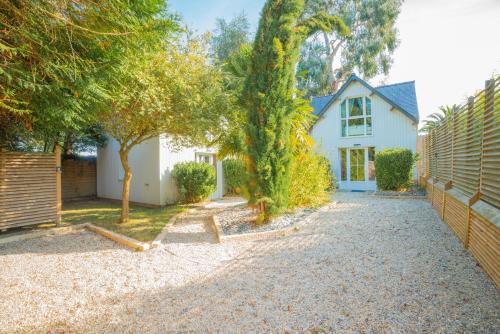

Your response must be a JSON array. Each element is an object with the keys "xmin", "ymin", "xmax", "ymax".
[
  {"xmin": 311, "ymin": 95, "xmax": 334, "ymax": 117},
  {"xmin": 310, "ymin": 73, "xmax": 419, "ymax": 123}
]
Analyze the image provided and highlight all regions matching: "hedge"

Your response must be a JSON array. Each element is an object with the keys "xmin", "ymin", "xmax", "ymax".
[
  {"xmin": 374, "ymin": 148, "xmax": 415, "ymax": 191},
  {"xmin": 172, "ymin": 162, "xmax": 216, "ymax": 203},
  {"xmin": 222, "ymin": 159, "xmax": 246, "ymax": 194}
]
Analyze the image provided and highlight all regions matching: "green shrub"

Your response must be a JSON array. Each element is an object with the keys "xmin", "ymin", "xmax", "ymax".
[
  {"xmin": 222, "ymin": 159, "xmax": 247, "ymax": 195},
  {"xmin": 288, "ymin": 150, "xmax": 333, "ymax": 209},
  {"xmin": 317, "ymin": 155, "xmax": 336, "ymax": 191},
  {"xmin": 374, "ymin": 148, "xmax": 416, "ymax": 190},
  {"xmin": 172, "ymin": 162, "xmax": 216, "ymax": 203}
]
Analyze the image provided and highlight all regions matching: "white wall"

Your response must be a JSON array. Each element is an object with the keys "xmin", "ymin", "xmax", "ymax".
[
  {"xmin": 97, "ymin": 137, "xmax": 162, "ymax": 205},
  {"xmin": 158, "ymin": 135, "xmax": 223, "ymax": 205},
  {"xmin": 311, "ymin": 81, "xmax": 418, "ymax": 190},
  {"xmin": 98, "ymin": 135, "xmax": 225, "ymax": 206}
]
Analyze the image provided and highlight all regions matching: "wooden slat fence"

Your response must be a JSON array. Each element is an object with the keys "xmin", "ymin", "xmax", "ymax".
[
  {"xmin": 419, "ymin": 77, "xmax": 500, "ymax": 287},
  {"xmin": 0, "ymin": 148, "xmax": 62, "ymax": 230},
  {"xmin": 62, "ymin": 159, "xmax": 97, "ymax": 201}
]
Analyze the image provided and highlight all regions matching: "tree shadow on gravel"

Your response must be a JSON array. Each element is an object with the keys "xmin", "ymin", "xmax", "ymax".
[{"xmin": 0, "ymin": 230, "xmax": 123, "ymax": 256}]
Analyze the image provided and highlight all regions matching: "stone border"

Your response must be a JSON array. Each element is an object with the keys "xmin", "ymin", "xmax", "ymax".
[
  {"xmin": 210, "ymin": 201, "xmax": 336, "ymax": 243},
  {"xmin": 0, "ymin": 223, "xmax": 87, "ymax": 246}
]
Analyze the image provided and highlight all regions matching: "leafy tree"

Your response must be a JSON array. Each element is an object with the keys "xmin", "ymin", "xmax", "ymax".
[
  {"xmin": 297, "ymin": 0, "xmax": 402, "ymax": 96},
  {"xmin": 420, "ymin": 104, "xmax": 460, "ymax": 133},
  {"xmin": 244, "ymin": 0, "xmax": 348, "ymax": 220},
  {"xmin": 0, "ymin": 0, "xmax": 178, "ymax": 150},
  {"xmin": 215, "ymin": 43, "xmax": 253, "ymax": 159},
  {"xmin": 100, "ymin": 38, "xmax": 232, "ymax": 222},
  {"xmin": 211, "ymin": 12, "xmax": 251, "ymax": 64}
]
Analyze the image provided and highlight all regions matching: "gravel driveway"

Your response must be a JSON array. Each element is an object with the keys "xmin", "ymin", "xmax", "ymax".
[{"xmin": 1, "ymin": 193, "xmax": 498, "ymax": 333}]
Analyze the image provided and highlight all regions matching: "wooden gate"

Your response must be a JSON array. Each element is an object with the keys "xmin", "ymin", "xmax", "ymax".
[{"xmin": 0, "ymin": 148, "xmax": 62, "ymax": 230}]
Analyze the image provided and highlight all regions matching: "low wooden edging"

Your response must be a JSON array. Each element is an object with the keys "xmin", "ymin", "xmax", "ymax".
[
  {"xmin": 84, "ymin": 223, "xmax": 151, "ymax": 251},
  {"xmin": 210, "ymin": 202, "xmax": 336, "ymax": 243}
]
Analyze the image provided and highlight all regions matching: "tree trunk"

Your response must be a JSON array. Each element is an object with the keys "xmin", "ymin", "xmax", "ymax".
[
  {"xmin": 63, "ymin": 133, "xmax": 74, "ymax": 156},
  {"xmin": 119, "ymin": 148, "xmax": 132, "ymax": 224}
]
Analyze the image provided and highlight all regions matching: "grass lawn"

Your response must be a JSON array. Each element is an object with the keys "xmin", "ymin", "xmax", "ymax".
[{"xmin": 62, "ymin": 199, "xmax": 188, "ymax": 242}]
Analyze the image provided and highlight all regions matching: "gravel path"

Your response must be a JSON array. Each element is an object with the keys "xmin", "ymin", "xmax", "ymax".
[
  {"xmin": 1, "ymin": 193, "xmax": 498, "ymax": 333},
  {"xmin": 216, "ymin": 204, "xmax": 318, "ymax": 235}
]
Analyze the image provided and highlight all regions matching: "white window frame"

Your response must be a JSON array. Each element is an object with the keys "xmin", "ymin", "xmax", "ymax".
[
  {"xmin": 340, "ymin": 96, "xmax": 373, "ymax": 137},
  {"xmin": 195, "ymin": 152, "xmax": 214, "ymax": 165}
]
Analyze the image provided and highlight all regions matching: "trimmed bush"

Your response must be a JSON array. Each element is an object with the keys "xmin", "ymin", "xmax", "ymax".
[
  {"xmin": 172, "ymin": 162, "xmax": 216, "ymax": 203},
  {"xmin": 288, "ymin": 150, "xmax": 333, "ymax": 209},
  {"xmin": 222, "ymin": 159, "xmax": 247, "ymax": 195},
  {"xmin": 374, "ymin": 148, "xmax": 416, "ymax": 190}
]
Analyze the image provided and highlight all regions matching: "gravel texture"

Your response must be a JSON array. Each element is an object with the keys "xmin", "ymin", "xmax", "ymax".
[
  {"xmin": 374, "ymin": 185, "xmax": 427, "ymax": 197},
  {"xmin": 1, "ymin": 192, "xmax": 499, "ymax": 333},
  {"xmin": 216, "ymin": 204, "xmax": 317, "ymax": 235}
]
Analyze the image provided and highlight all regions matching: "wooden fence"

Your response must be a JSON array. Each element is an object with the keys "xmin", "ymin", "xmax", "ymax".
[
  {"xmin": 0, "ymin": 147, "xmax": 62, "ymax": 230},
  {"xmin": 420, "ymin": 77, "xmax": 499, "ymax": 287},
  {"xmin": 62, "ymin": 159, "xmax": 97, "ymax": 201}
]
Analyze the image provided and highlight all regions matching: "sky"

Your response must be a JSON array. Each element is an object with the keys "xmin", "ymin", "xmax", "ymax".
[{"xmin": 170, "ymin": 0, "xmax": 500, "ymax": 126}]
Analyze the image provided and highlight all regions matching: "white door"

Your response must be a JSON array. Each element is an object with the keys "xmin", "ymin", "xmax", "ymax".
[{"xmin": 339, "ymin": 147, "xmax": 376, "ymax": 191}]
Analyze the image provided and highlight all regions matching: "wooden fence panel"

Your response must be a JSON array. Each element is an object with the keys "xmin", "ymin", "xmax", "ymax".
[
  {"xmin": 62, "ymin": 159, "xmax": 97, "ymax": 201},
  {"xmin": 479, "ymin": 79, "xmax": 500, "ymax": 209},
  {"xmin": 0, "ymin": 150, "xmax": 61, "ymax": 229},
  {"xmin": 420, "ymin": 76, "xmax": 499, "ymax": 287}
]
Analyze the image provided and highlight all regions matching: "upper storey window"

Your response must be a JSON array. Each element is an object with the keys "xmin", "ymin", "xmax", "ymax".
[{"xmin": 341, "ymin": 97, "xmax": 372, "ymax": 137}]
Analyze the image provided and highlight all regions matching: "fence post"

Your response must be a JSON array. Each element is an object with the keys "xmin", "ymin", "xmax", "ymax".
[
  {"xmin": 55, "ymin": 145, "xmax": 62, "ymax": 225},
  {"xmin": 465, "ymin": 191, "xmax": 481, "ymax": 248},
  {"xmin": 479, "ymin": 79, "xmax": 494, "ymax": 197}
]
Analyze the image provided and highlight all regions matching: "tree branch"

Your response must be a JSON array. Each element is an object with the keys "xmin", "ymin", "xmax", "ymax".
[
  {"xmin": 295, "ymin": 12, "xmax": 349, "ymax": 42},
  {"xmin": 39, "ymin": 9, "xmax": 134, "ymax": 36}
]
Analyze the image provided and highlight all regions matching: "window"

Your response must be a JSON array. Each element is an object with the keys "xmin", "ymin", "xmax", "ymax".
[
  {"xmin": 349, "ymin": 148, "xmax": 365, "ymax": 181},
  {"xmin": 341, "ymin": 97, "xmax": 372, "ymax": 137},
  {"xmin": 196, "ymin": 153, "xmax": 214, "ymax": 165}
]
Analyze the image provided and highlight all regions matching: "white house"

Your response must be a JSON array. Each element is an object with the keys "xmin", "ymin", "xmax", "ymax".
[
  {"xmin": 97, "ymin": 135, "xmax": 224, "ymax": 206},
  {"xmin": 310, "ymin": 73, "xmax": 419, "ymax": 191}
]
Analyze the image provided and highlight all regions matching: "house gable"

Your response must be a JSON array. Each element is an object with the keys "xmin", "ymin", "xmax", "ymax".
[{"xmin": 311, "ymin": 73, "xmax": 419, "ymax": 124}]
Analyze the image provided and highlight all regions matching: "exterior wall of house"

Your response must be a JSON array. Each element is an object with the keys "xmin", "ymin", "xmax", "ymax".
[
  {"xmin": 158, "ymin": 135, "xmax": 224, "ymax": 205},
  {"xmin": 311, "ymin": 81, "xmax": 418, "ymax": 191},
  {"xmin": 97, "ymin": 135, "xmax": 224, "ymax": 206},
  {"xmin": 97, "ymin": 137, "xmax": 162, "ymax": 205}
]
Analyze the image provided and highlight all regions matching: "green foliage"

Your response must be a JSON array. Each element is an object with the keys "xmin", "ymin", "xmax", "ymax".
[
  {"xmin": 223, "ymin": 159, "xmax": 247, "ymax": 194},
  {"xmin": 172, "ymin": 162, "xmax": 216, "ymax": 203},
  {"xmin": 420, "ymin": 104, "xmax": 460, "ymax": 133},
  {"xmin": 289, "ymin": 149, "xmax": 333, "ymax": 208},
  {"xmin": 215, "ymin": 44, "xmax": 252, "ymax": 159},
  {"xmin": 296, "ymin": 41, "xmax": 329, "ymax": 97},
  {"xmin": 298, "ymin": 0, "xmax": 402, "ymax": 95},
  {"xmin": 101, "ymin": 36, "xmax": 231, "ymax": 150},
  {"xmin": 317, "ymin": 155, "xmax": 336, "ymax": 191},
  {"xmin": 0, "ymin": 0, "xmax": 178, "ymax": 150},
  {"xmin": 374, "ymin": 148, "xmax": 416, "ymax": 191},
  {"xmin": 211, "ymin": 12, "xmax": 251, "ymax": 64},
  {"xmin": 244, "ymin": 0, "xmax": 348, "ymax": 219}
]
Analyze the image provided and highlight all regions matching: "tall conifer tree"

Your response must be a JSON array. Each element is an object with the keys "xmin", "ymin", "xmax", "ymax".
[{"xmin": 244, "ymin": 0, "xmax": 348, "ymax": 219}]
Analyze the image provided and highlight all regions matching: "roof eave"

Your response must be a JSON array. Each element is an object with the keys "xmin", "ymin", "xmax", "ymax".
[{"xmin": 314, "ymin": 73, "xmax": 418, "ymax": 124}]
